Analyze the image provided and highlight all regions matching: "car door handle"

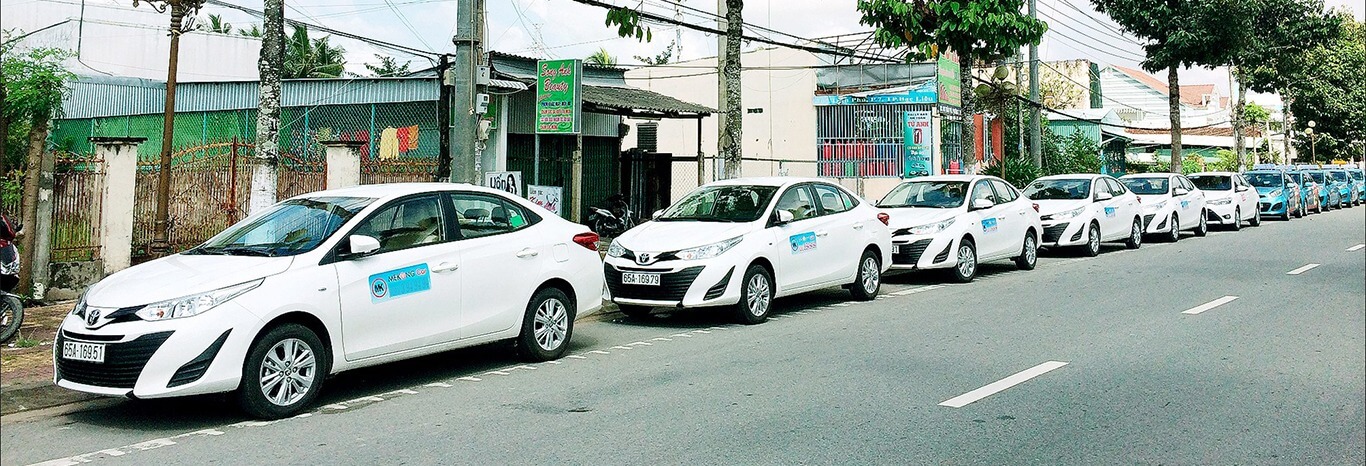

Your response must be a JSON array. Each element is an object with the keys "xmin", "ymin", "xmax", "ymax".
[
  {"xmin": 432, "ymin": 262, "xmax": 459, "ymax": 273},
  {"xmin": 516, "ymin": 248, "xmax": 540, "ymax": 258},
  {"xmin": 853, "ymin": 223, "xmax": 864, "ymax": 230},
  {"xmin": 816, "ymin": 231, "xmax": 830, "ymax": 237}
]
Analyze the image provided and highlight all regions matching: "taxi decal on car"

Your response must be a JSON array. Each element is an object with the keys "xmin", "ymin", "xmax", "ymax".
[
  {"xmin": 981, "ymin": 217, "xmax": 999, "ymax": 234},
  {"xmin": 790, "ymin": 232, "xmax": 817, "ymax": 254},
  {"xmin": 369, "ymin": 263, "xmax": 431, "ymax": 303},
  {"xmin": 1104, "ymin": 207, "xmax": 1117, "ymax": 218},
  {"xmin": 1180, "ymin": 200, "xmax": 1190, "ymax": 209}
]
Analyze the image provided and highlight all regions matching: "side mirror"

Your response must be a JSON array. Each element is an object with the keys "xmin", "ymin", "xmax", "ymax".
[
  {"xmin": 969, "ymin": 198, "xmax": 995, "ymax": 210},
  {"xmin": 1236, "ymin": 185, "xmax": 1250, "ymax": 192},
  {"xmin": 651, "ymin": 209, "xmax": 664, "ymax": 219},
  {"xmin": 346, "ymin": 235, "xmax": 381, "ymax": 257},
  {"xmin": 774, "ymin": 210, "xmax": 795, "ymax": 224},
  {"xmin": 1173, "ymin": 188, "xmax": 1190, "ymax": 196},
  {"xmin": 1095, "ymin": 191, "xmax": 1114, "ymax": 201}
]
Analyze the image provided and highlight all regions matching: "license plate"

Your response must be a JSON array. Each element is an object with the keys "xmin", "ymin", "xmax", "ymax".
[
  {"xmin": 62, "ymin": 341, "xmax": 106, "ymax": 363},
  {"xmin": 620, "ymin": 272, "xmax": 661, "ymax": 286}
]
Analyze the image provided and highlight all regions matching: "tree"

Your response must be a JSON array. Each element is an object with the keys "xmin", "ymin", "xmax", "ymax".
[
  {"xmin": 586, "ymin": 47, "xmax": 617, "ymax": 66},
  {"xmin": 1091, "ymin": 0, "xmax": 1251, "ymax": 173},
  {"xmin": 198, "ymin": 13, "xmax": 232, "ymax": 34},
  {"xmin": 634, "ymin": 40, "xmax": 675, "ymax": 65},
  {"xmin": 249, "ymin": 0, "xmax": 284, "ymax": 215},
  {"xmin": 1, "ymin": 41, "xmax": 74, "ymax": 296},
  {"xmin": 364, "ymin": 54, "xmax": 412, "ymax": 77},
  {"xmin": 238, "ymin": 24, "xmax": 262, "ymax": 37},
  {"xmin": 282, "ymin": 25, "xmax": 347, "ymax": 79},
  {"xmin": 1287, "ymin": 14, "xmax": 1366, "ymax": 162},
  {"xmin": 856, "ymin": 0, "xmax": 1048, "ymax": 172}
]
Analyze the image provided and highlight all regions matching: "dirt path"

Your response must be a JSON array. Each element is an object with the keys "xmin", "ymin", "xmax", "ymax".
[{"xmin": 0, "ymin": 301, "xmax": 95, "ymax": 415}]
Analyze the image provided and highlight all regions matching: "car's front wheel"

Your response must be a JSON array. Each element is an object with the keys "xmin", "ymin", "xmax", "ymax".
[
  {"xmin": 1166, "ymin": 214, "xmax": 1181, "ymax": 243},
  {"xmin": 849, "ymin": 250, "xmax": 881, "ymax": 301},
  {"xmin": 1125, "ymin": 218, "xmax": 1143, "ymax": 249},
  {"xmin": 951, "ymin": 239, "xmax": 978, "ymax": 283},
  {"xmin": 517, "ymin": 287, "xmax": 574, "ymax": 361},
  {"xmin": 733, "ymin": 265, "xmax": 773, "ymax": 325},
  {"xmin": 1250, "ymin": 208, "xmax": 1262, "ymax": 227},
  {"xmin": 1232, "ymin": 208, "xmax": 1243, "ymax": 231},
  {"xmin": 1194, "ymin": 211, "xmax": 1209, "ymax": 237},
  {"xmin": 1082, "ymin": 222, "xmax": 1101, "ymax": 257},
  {"xmin": 238, "ymin": 324, "xmax": 329, "ymax": 420},
  {"xmin": 1014, "ymin": 232, "xmax": 1038, "ymax": 270}
]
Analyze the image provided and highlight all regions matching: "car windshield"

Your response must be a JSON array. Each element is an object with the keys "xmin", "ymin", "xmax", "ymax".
[
  {"xmin": 878, "ymin": 181, "xmax": 969, "ymax": 208},
  {"xmin": 1330, "ymin": 171, "xmax": 1349, "ymax": 182},
  {"xmin": 1023, "ymin": 179, "xmax": 1092, "ymax": 200},
  {"xmin": 1289, "ymin": 173, "xmax": 1304, "ymax": 184},
  {"xmin": 1121, "ymin": 177, "xmax": 1169, "ymax": 195},
  {"xmin": 1189, "ymin": 175, "xmax": 1233, "ymax": 191},
  {"xmin": 658, "ymin": 185, "xmax": 778, "ymax": 222},
  {"xmin": 187, "ymin": 196, "xmax": 375, "ymax": 257},
  {"xmin": 1310, "ymin": 172, "xmax": 1326, "ymax": 183},
  {"xmin": 1352, "ymin": 171, "xmax": 1364, "ymax": 181},
  {"xmin": 1244, "ymin": 173, "xmax": 1283, "ymax": 188}
]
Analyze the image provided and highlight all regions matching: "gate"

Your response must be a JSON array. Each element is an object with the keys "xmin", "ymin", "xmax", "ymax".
[{"xmin": 51, "ymin": 154, "xmax": 105, "ymax": 262}]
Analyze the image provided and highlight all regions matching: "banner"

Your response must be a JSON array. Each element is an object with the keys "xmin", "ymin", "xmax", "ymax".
[
  {"xmin": 903, "ymin": 111, "xmax": 934, "ymax": 177},
  {"xmin": 535, "ymin": 59, "xmax": 582, "ymax": 134},
  {"xmin": 484, "ymin": 171, "xmax": 523, "ymax": 197},
  {"xmin": 936, "ymin": 54, "xmax": 961, "ymax": 108},
  {"xmin": 528, "ymin": 185, "xmax": 563, "ymax": 216}
]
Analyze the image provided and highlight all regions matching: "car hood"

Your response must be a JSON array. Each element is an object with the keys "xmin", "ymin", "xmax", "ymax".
[
  {"xmin": 1136, "ymin": 193, "xmax": 1174, "ymax": 205},
  {"xmin": 85, "ymin": 254, "xmax": 294, "ymax": 308},
  {"xmin": 615, "ymin": 220, "xmax": 756, "ymax": 252},
  {"xmin": 1255, "ymin": 186, "xmax": 1283, "ymax": 196},
  {"xmin": 1034, "ymin": 199, "xmax": 1089, "ymax": 216},
  {"xmin": 881, "ymin": 207, "xmax": 959, "ymax": 230}
]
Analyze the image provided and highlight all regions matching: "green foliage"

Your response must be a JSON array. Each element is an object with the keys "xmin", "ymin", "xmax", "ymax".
[
  {"xmin": 1208, "ymin": 149, "xmax": 1239, "ymax": 171},
  {"xmin": 1288, "ymin": 15, "xmax": 1366, "ymax": 161},
  {"xmin": 198, "ymin": 13, "xmax": 233, "ymax": 34},
  {"xmin": 2, "ymin": 36, "xmax": 75, "ymax": 123},
  {"xmin": 605, "ymin": 7, "xmax": 652, "ymax": 42},
  {"xmin": 634, "ymin": 40, "xmax": 675, "ymax": 65},
  {"xmin": 283, "ymin": 25, "xmax": 346, "ymax": 79},
  {"xmin": 586, "ymin": 47, "xmax": 617, "ymax": 66},
  {"xmin": 1, "ymin": 169, "xmax": 22, "ymax": 208},
  {"xmin": 856, "ymin": 0, "xmax": 1048, "ymax": 63},
  {"xmin": 1040, "ymin": 131, "xmax": 1102, "ymax": 176},
  {"xmin": 982, "ymin": 155, "xmax": 1041, "ymax": 188},
  {"xmin": 364, "ymin": 55, "xmax": 412, "ymax": 77},
  {"xmin": 1090, "ymin": 0, "xmax": 1251, "ymax": 73},
  {"xmin": 1242, "ymin": 102, "xmax": 1270, "ymax": 126},
  {"xmin": 1238, "ymin": 0, "xmax": 1340, "ymax": 94},
  {"xmin": 238, "ymin": 24, "xmax": 262, "ymax": 37}
]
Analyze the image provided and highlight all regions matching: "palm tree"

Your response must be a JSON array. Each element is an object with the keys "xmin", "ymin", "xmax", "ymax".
[
  {"xmin": 282, "ymin": 25, "xmax": 347, "ymax": 79},
  {"xmin": 586, "ymin": 47, "xmax": 617, "ymax": 66},
  {"xmin": 198, "ymin": 13, "xmax": 233, "ymax": 34},
  {"xmin": 238, "ymin": 24, "xmax": 261, "ymax": 37}
]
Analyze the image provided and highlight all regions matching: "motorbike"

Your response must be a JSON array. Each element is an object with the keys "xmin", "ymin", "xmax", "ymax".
[
  {"xmin": 0, "ymin": 242, "xmax": 21, "ymax": 344},
  {"xmin": 589, "ymin": 193, "xmax": 635, "ymax": 238}
]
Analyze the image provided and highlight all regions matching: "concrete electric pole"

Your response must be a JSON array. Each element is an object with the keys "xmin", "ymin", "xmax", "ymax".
[
  {"xmin": 717, "ymin": 0, "xmax": 742, "ymax": 180},
  {"xmin": 1027, "ymin": 0, "xmax": 1041, "ymax": 168},
  {"xmin": 451, "ymin": 0, "xmax": 487, "ymax": 184}
]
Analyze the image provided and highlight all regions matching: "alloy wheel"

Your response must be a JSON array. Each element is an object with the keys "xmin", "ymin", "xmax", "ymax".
[
  {"xmin": 957, "ymin": 245, "xmax": 976, "ymax": 278},
  {"xmin": 259, "ymin": 338, "xmax": 317, "ymax": 407},
  {"xmin": 860, "ymin": 257, "xmax": 879, "ymax": 294},
  {"xmin": 746, "ymin": 274, "xmax": 771, "ymax": 317},
  {"xmin": 533, "ymin": 298, "xmax": 569, "ymax": 351}
]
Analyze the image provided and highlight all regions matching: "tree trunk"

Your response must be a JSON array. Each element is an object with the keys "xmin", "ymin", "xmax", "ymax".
[
  {"xmin": 1281, "ymin": 92, "xmax": 1293, "ymax": 163},
  {"xmin": 1, "ymin": 82, "xmax": 8, "ymax": 177},
  {"xmin": 250, "ymin": 0, "xmax": 285, "ymax": 214},
  {"xmin": 1168, "ymin": 67, "xmax": 1183, "ymax": 173},
  {"xmin": 719, "ymin": 0, "xmax": 743, "ymax": 180},
  {"xmin": 960, "ymin": 51, "xmax": 976, "ymax": 174},
  {"xmin": 1232, "ymin": 67, "xmax": 1247, "ymax": 170},
  {"xmin": 16, "ymin": 118, "xmax": 49, "ymax": 297}
]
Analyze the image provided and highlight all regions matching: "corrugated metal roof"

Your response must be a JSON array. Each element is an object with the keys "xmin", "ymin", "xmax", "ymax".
[
  {"xmin": 60, "ymin": 76, "xmax": 440, "ymax": 119},
  {"xmin": 60, "ymin": 75, "xmax": 166, "ymax": 119},
  {"xmin": 582, "ymin": 85, "xmax": 715, "ymax": 116}
]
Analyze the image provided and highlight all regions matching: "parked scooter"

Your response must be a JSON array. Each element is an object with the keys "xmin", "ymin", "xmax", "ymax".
[
  {"xmin": 0, "ymin": 214, "xmax": 22, "ymax": 344},
  {"xmin": 589, "ymin": 193, "xmax": 635, "ymax": 238}
]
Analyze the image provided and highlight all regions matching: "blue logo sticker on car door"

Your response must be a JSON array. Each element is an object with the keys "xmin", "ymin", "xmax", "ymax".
[
  {"xmin": 1104, "ymin": 206, "xmax": 1117, "ymax": 217},
  {"xmin": 789, "ymin": 232, "xmax": 817, "ymax": 254},
  {"xmin": 369, "ymin": 263, "xmax": 431, "ymax": 303},
  {"xmin": 1180, "ymin": 200, "xmax": 1190, "ymax": 209},
  {"xmin": 982, "ymin": 217, "xmax": 998, "ymax": 233}
]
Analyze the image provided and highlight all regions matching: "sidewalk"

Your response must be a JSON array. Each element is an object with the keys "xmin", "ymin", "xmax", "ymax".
[{"xmin": 0, "ymin": 301, "xmax": 97, "ymax": 416}]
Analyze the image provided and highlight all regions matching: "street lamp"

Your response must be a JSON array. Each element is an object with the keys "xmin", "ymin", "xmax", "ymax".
[{"xmin": 1305, "ymin": 120, "xmax": 1317, "ymax": 164}]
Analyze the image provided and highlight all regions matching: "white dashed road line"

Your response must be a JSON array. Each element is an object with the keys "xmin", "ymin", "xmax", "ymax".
[
  {"xmin": 892, "ymin": 284, "xmax": 945, "ymax": 296},
  {"xmin": 938, "ymin": 361, "xmax": 1069, "ymax": 408},
  {"xmin": 1286, "ymin": 263, "xmax": 1321, "ymax": 275},
  {"xmin": 1181, "ymin": 296, "xmax": 1239, "ymax": 315},
  {"xmin": 1348, "ymin": 244, "xmax": 1364, "ymax": 252}
]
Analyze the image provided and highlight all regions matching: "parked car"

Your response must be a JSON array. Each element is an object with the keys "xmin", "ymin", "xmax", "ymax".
[
  {"xmin": 1327, "ymin": 169, "xmax": 1358, "ymax": 208},
  {"xmin": 878, "ymin": 175, "xmax": 1042, "ymax": 283},
  {"xmin": 1189, "ymin": 172, "xmax": 1262, "ymax": 229},
  {"xmin": 1305, "ymin": 170, "xmax": 1340, "ymax": 211},
  {"xmin": 56, "ymin": 183, "xmax": 605, "ymax": 419},
  {"xmin": 1349, "ymin": 168, "xmax": 1366, "ymax": 203},
  {"xmin": 1024, "ymin": 174, "xmax": 1143, "ymax": 255},
  {"xmin": 603, "ymin": 178, "xmax": 892, "ymax": 324},
  {"xmin": 1288, "ymin": 171, "xmax": 1321, "ymax": 215},
  {"xmin": 1243, "ymin": 170, "xmax": 1301, "ymax": 220},
  {"xmin": 1119, "ymin": 172, "xmax": 1209, "ymax": 241}
]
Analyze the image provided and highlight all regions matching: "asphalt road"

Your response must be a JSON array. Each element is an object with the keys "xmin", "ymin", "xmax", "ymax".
[{"xmin": 4, "ymin": 207, "xmax": 1363, "ymax": 465}]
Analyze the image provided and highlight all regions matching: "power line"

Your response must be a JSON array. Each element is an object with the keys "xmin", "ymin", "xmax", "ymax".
[
  {"xmin": 1036, "ymin": 9, "xmax": 1148, "ymax": 62},
  {"xmin": 205, "ymin": 0, "xmax": 437, "ymax": 59},
  {"xmin": 383, "ymin": 0, "xmax": 437, "ymax": 51}
]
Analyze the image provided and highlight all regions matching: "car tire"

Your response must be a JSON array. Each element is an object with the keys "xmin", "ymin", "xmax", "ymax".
[
  {"xmin": 1166, "ymin": 214, "xmax": 1181, "ymax": 243},
  {"xmin": 237, "ymin": 323, "xmax": 329, "ymax": 420},
  {"xmin": 733, "ymin": 265, "xmax": 773, "ymax": 325},
  {"xmin": 1193, "ymin": 212, "xmax": 1209, "ymax": 237},
  {"xmin": 0, "ymin": 294, "xmax": 23, "ymax": 344},
  {"xmin": 617, "ymin": 305, "xmax": 653, "ymax": 319},
  {"xmin": 849, "ymin": 250, "xmax": 881, "ymax": 301},
  {"xmin": 1250, "ymin": 209, "xmax": 1262, "ymax": 227},
  {"xmin": 1232, "ymin": 208, "xmax": 1243, "ymax": 231},
  {"xmin": 1125, "ymin": 218, "xmax": 1143, "ymax": 249},
  {"xmin": 1014, "ymin": 232, "xmax": 1038, "ymax": 270},
  {"xmin": 517, "ymin": 287, "xmax": 574, "ymax": 361},
  {"xmin": 1082, "ymin": 221, "xmax": 1101, "ymax": 257},
  {"xmin": 950, "ymin": 238, "xmax": 978, "ymax": 283}
]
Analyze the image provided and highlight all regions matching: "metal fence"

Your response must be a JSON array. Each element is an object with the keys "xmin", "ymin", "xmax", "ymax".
[
  {"xmin": 816, "ymin": 103, "xmax": 966, "ymax": 177},
  {"xmin": 51, "ymin": 154, "xmax": 104, "ymax": 262}
]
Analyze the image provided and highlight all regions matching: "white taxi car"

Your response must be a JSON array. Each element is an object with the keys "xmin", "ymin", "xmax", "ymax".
[
  {"xmin": 1023, "ymin": 174, "xmax": 1143, "ymax": 256},
  {"xmin": 604, "ymin": 178, "xmax": 892, "ymax": 324},
  {"xmin": 1119, "ymin": 172, "xmax": 1209, "ymax": 241},
  {"xmin": 1189, "ymin": 172, "xmax": 1262, "ymax": 230},
  {"xmin": 56, "ymin": 183, "xmax": 604, "ymax": 419},
  {"xmin": 879, "ymin": 175, "xmax": 1042, "ymax": 283}
]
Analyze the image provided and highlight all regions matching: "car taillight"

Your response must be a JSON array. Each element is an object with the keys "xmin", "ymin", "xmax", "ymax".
[
  {"xmin": 572, "ymin": 232, "xmax": 600, "ymax": 251},
  {"xmin": 876, "ymin": 212, "xmax": 890, "ymax": 226},
  {"xmin": 1031, "ymin": 202, "xmax": 1040, "ymax": 212}
]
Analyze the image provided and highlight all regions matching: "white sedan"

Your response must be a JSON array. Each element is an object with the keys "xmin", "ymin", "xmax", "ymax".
[
  {"xmin": 1189, "ymin": 172, "xmax": 1263, "ymax": 230},
  {"xmin": 1119, "ymin": 172, "xmax": 1210, "ymax": 241},
  {"xmin": 604, "ymin": 177, "xmax": 892, "ymax": 324},
  {"xmin": 879, "ymin": 175, "xmax": 1042, "ymax": 283},
  {"xmin": 56, "ymin": 183, "xmax": 604, "ymax": 419},
  {"xmin": 1024, "ymin": 174, "xmax": 1144, "ymax": 256}
]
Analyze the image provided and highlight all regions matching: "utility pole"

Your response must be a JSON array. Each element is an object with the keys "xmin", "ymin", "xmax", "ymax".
[
  {"xmin": 451, "ymin": 0, "xmax": 486, "ymax": 184},
  {"xmin": 1014, "ymin": 49, "xmax": 1024, "ymax": 160},
  {"xmin": 1027, "ymin": 0, "xmax": 1041, "ymax": 168},
  {"xmin": 436, "ymin": 54, "xmax": 452, "ymax": 181},
  {"xmin": 718, "ymin": 0, "xmax": 742, "ymax": 179},
  {"xmin": 139, "ymin": 0, "xmax": 204, "ymax": 255}
]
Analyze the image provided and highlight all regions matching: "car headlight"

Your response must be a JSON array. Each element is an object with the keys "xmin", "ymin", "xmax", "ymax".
[
  {"xmin": 1050, "ymin": 206, "xmax": 1087, "ymax": 220},
  {"xmin": 675, "ymin": 236, "xmax": 743, "ymax": 261},
  {"xmin": 1144, "ymin": 200, "xmax": 1168, "ymax": 211},
  {"xmin": 606, "ymin": 240, "xmax": 626, "ymax": 258},
  {"xmin": 904, "ymin": 217, "xmax": 956, "ymax": 235},
  {"xmin": 135, "ymin": 279, "xmax": 263, "ymax": 321},
  {"xmin": 1209, "ymin": 198, "xmax": 1233, "ymax": 205},
  {"xmin": 71, "ymin": 296, "xmax": 87, "ymax": 318}
]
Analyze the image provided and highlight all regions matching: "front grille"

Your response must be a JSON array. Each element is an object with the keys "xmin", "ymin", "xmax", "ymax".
[
  {"xmin": 1142, "ymin": 214, "xmax": 1155, "ymax": 229},
  {"xmin": 1070, "ymin": 226, "xmax": 1086, "ymax": 242},
  {"xmin": 56, "ymin": 331, "xmax": 174, "ymax": 389},
  {"xmin": 60, "ymin": 330, "xmax": 123, "ymax": 342},
  {"xmin": 892, "ymin": 239, "xmax": 932, "ymax": 265},
  {"xmin": 932, "ymin": 243, "xmax": 952, "ymax": 263},
  {"xmin": 606, "ymin": 265, "xmax": 704, "ymax": 302},
  {"xmin": 168, "ymin": 330, "xmax": 230, "ymax": 388},
  {"xmin": 1042, "ymin": 223, "xmax": 1069, "ymax": 243},
  {"xmin": 703, "ymin": 268, "xmax": 734, "ymax": 300}
]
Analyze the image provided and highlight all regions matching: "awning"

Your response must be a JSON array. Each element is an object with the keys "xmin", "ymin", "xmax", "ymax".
[
  {"xmin": 581, "ymin": 85, "xmax": 714, "ymax": 118},
  {"xmin": 490, "ymin": 78, "xmax": 528, "ymax": 91}
]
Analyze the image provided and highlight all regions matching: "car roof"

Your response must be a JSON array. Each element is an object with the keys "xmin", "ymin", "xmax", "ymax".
[
  {"xmin": 1119, "ymin": 173, "xmax": 1173, "ymax": 179},
  {"xmin": 1189, "ymin": 172, "xmax": 1238, "ymax": 176},
  {"xmin": 1035, "ymin": 173, "xmax": 1106, "ymax": 181},
  {"xmin": 706, "ymin": 176, "xmax": 829, "ymax": 188},
  {"xmin": 292, "ymin": 182, "xmax": 504, "ymax": 201},
  {"xmin": 901, "ymin": 174, "xmax": 986, "ymax": 182}
]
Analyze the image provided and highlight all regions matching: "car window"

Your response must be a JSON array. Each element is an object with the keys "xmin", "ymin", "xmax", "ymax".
[
  {"xmin": 775, "ymin": 185, "xmax": 818, "ymax": 221},
  {"xmin": 989, "ymin": 179, "xmax": 1019, "ymax": 202},
  {"xmin": 811, "ymin": 184, "xmax": 852, "ymax": 215},
  {"xmin": 1190, "ymin": 175, "xmax": 1233, "ymax": 191},
  {"xmin": 1023, "ymin": 178, "xmax": 1091, "ymax": 200},
  {"xmin": 448, "ymin": 193, "xmax": 538, "ymax": 239},
  {"xmin": 879, "ymin": 181, "xmax": 967, "ymax": 208},
  {"xmin": 1103, "ymin": 178, "xmax": 1126, "ymax": 196},
  {"xmin": 1122, "ymin": 177, "xmax": 1169, "ymax": 195},
  {"xmin": 1177, "ymin": 176, "xmax": 1194, "ymax": 191},
  {"xmin": 351, "ymin": 196, "xmax": 445, "ymax": 254},
  {"xmin": 971, "ymin": 181, "xmax": 999, "ymax": 204}
]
